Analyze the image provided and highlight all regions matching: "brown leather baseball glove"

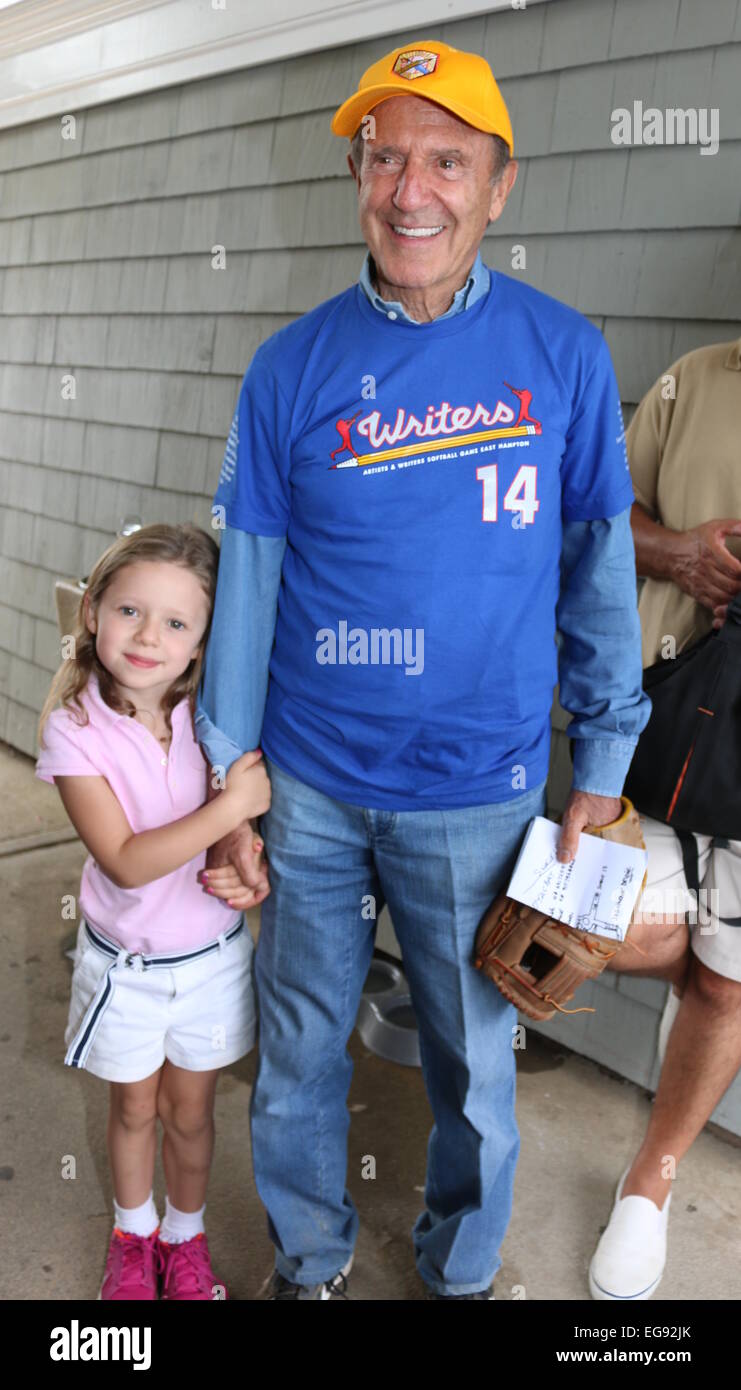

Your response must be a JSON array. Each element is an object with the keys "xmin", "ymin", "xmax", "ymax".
[{"xmin": 473, "ymin": 796, "xmax": 647, "ymax": 1022}]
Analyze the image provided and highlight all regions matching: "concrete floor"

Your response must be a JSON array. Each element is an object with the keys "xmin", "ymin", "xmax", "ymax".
[{"xmin": 1, "ymin": 739, "xmax": 739, "ymax": 1301}]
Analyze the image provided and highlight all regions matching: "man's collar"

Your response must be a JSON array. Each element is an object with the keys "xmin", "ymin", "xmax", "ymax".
[{"xmin": 358, "ymin": 248, "xmax": 489, "ymax": 324}]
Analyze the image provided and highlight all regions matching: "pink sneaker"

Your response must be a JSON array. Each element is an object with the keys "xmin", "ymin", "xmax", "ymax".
[
  {"xmin": 99, "ymin": 1227, "xmax": 162, "ymax": 1300},
  {"xmin": 159, "ymin": 1233, "xmax": 229, "ymax": 1300}
]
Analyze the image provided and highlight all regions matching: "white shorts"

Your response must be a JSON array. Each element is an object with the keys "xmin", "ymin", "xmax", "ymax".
[
  {"xmin": 638, "ymin": 814, "xmax": 741, "ymax": 983},
  {"xmin": 64, "ymin": 916, "xmax": 258, "ymax": 1083}
]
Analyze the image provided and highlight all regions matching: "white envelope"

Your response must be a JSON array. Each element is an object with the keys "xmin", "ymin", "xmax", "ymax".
[{"xmin": 505, "ymin": 816, "xmax": 648, "ymax": 942}]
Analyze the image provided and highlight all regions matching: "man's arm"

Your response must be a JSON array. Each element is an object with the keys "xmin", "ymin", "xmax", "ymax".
[
  {"xmin": 194, "ymin": 525, "xmax": 286, "ymax": 906},
  {"xmin": 195, "ymin": 525, "xmax": 286, "ymax": 764},
  {"xmin": 554, "ymin": 507, "xmax": 652, "ymax": 861},
  {"xmin": 631, "ymin": 501, "xmax": 741, "ymax": 623}
]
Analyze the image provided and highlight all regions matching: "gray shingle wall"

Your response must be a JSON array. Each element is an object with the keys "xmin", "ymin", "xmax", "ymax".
[
  {"xmin": 2, "ymin": 0, "xmax": 740, "ymax": 1126},
  {"xmin": 3, "ymin": 0, "xmax": 738, "ymax": 750}
]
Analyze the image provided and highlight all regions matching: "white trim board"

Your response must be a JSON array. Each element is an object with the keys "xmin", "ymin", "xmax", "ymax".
[{"xmin": 0, "ymin": 0, "xmax": 550, "ymax": 132}]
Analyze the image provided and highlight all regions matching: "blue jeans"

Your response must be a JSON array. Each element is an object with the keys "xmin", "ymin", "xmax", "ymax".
[{"xmin": 251, "ymin": 754, "xmax": 547, "ymax": 1296}]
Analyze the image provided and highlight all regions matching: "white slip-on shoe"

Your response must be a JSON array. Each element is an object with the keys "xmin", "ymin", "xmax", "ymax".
[{"xmin": 588, "ymin": 1169, "xmax": 672, "ymax": 1301}]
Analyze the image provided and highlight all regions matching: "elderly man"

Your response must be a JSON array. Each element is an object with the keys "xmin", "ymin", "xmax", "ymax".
[{"xmin": 194, "ymin": 40, "xmax": 650, "ymax": 1300}]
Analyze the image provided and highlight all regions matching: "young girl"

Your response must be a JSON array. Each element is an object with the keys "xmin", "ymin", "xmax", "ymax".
[{"xmin": 35, "ymin": 522, "xmax": 271, "ymax": 1300}]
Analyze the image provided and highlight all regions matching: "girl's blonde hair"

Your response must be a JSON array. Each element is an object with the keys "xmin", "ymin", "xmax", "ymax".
[{"xmin": 37, "ymin": 522, "xmax": 220, "ymax": 749}]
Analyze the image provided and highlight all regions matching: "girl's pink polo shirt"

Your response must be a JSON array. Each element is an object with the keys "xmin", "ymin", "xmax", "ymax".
[{"xmin": 35, "ymin": 672, "xmax": 241, "ymax": 954}]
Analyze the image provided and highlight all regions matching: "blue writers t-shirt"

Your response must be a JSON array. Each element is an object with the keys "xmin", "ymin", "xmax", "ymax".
[{"xmin": 212, "ymin": 269, "xmax": 635, "ymax": 810}]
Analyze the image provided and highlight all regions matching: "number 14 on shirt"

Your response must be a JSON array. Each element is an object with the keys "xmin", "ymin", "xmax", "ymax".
[{"xmin": 477, "ymin": 463, "xmax": 539, "ymax": 525}]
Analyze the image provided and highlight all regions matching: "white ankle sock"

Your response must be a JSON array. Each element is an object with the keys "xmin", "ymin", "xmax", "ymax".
[
  {"xmin": 113, "ymin": 1191, "xmax": 159, "ymax": 1237},
  {"xmin": 159, "ymin": 1195, "xmax": 206, "ymax": 1245}
]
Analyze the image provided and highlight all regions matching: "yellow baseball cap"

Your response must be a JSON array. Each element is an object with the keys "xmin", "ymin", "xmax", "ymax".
[{"xmin": 330, "ymin": 39, "xmax": 513, "ymax": 156}]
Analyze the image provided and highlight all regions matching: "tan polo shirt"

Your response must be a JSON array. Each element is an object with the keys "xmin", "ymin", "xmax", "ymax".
[{"xmin": 626, "ymin": 337, "xmax": 741, "ymax": 668}]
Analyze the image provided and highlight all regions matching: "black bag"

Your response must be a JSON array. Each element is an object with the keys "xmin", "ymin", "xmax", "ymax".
[{"xmin": 619, "ymin": 591, "xmax": 741, "ymax": 897}]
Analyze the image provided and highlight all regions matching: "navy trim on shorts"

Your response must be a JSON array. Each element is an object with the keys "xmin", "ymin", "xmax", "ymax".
[
  {"xmin": 64, "ymin": 915, "xmax": 245, "ymax": 1070},
  {"xmin": 65, "ymin": 966, "xmax": 117, "ymax": 1069},
  {"xmin": 83, "ymin": 915, "xmax": 244, "ymax": 968}
]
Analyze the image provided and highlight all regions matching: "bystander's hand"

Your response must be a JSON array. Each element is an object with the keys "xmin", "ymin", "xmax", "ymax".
[{"xmin": 670, "ymin": 517, "xmax": 741, "ymax": 614}]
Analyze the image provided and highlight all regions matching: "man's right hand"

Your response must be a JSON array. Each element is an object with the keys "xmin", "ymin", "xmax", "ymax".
[{"xmin": 669, "ymin": 517, "xmax": 741, "ymax": 613}]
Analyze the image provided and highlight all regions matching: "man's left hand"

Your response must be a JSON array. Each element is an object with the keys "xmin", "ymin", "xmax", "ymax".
[
  {"xmin": 556, "ymin": 790, "xmax": 622, "ymax": 862},
  {"xmin": 200, "ymin": 818, "xmax": 270, "ymax": 910}
]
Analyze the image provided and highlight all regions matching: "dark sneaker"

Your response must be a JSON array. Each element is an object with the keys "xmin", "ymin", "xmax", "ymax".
[{"xmin": 259, "ymin": 1255, "xmax": 353, "ymax": 1300}]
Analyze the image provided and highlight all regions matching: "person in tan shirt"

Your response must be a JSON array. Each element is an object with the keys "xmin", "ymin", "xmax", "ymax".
[
  {"xmin": 630, "ymin": 337, "xmax": 741, "ymax": 665},
  {"xmin": 589, "ymin": 337, "xmax": 741, "ymax": 1301}
]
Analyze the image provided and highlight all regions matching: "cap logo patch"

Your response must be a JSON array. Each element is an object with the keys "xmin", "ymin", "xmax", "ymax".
[{"xmin": 392, "ymin": 49, "xmax": 439, "ymax": 80}]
